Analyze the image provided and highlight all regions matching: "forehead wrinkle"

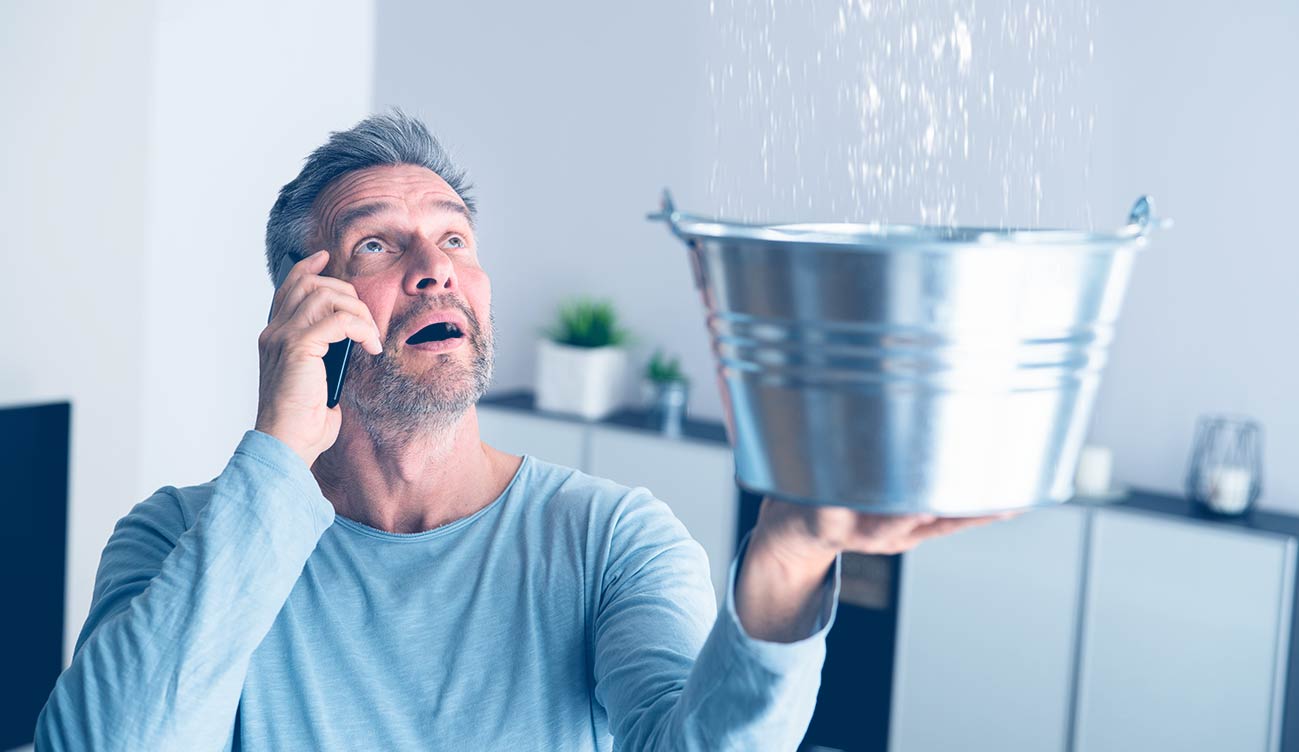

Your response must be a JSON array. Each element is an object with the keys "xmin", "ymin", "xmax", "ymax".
[
  {"xmin": 313, "ymin": 168, "xmax": 475, "ymax": 249},
  {"xmin": 317, "ymin": 179, "xmax": 402, "ymax": 236},
  {"xmin": 315, "ymin": 170, "xmax": 387, "ymax": 222}
]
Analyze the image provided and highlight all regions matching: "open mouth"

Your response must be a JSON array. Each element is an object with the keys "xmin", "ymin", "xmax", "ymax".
[{"xmin": 406, "ymin": 321, "xmax": 466, "ymax": 346}]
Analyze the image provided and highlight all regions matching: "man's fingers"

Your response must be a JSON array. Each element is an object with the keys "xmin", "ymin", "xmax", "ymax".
[
  {"xmin": 839, "ymin": 512, "xmax": 1012, "ymax": 555},
  {"xmin": 270, "ymin": 250, "xmax": 330, "ymax": 319},
  {"xmin": 272, "ymin": 261, "xmax": 365, "ymax": 328},
  {"xmin": 907, "ymin": 514, "xmax": 1003, "ymax": 542},
  {"xmin": 288, "ymin": 288, "xmax": 383, "ymax": 355},
  {"xmin": 761, "ymin": 496, "xmax": 1023, "ymax": 559},
  {"xmin": 299, "ymin": 311, "xmax": 385, "ymax": 359},
  {"xmin": 857, "ymin": 514, "xmax": 933, "ymax": 543},
  {"xmin": 277, "ymin": 274, "xmax": 362, "ymax": 323},
  {"xmin": 828, "ymin": 513, "xmax": 937, "ymax": 554}
]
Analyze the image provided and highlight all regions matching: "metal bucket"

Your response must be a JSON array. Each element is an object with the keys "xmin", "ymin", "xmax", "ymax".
[{"xmin": 649, "ymin": 192, "xmax": 1169, "ymax": 516}]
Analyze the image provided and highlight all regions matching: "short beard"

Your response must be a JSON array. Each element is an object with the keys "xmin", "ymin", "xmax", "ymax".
[{"xmin": 340, "ymin": 297, "xmax": 495, "ymax": 454}]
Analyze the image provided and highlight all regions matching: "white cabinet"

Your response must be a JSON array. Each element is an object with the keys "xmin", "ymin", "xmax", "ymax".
[
  {"xmin": 1073, "ymin": 509, "xmax": 1295, "ymax": 752},
  {"xmin": 587, "ymin": 425, "xmax": 737, "ymax": 602},
  {"xmin": 890, "ymin": 505, "xmax": 1087, "ymax": 752},
  {"xmin": 891, "ymin": 503, "xmax": 1299, "ymax": 752},
  {"xmin": 477, "ymin": 405, "xmax": 586, "ymax": 470}
]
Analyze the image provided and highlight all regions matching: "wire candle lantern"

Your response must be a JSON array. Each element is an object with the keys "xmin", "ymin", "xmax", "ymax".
[{"xmin": 1186, "ymin": 415, "xmax": 1264, "ymax": 516}]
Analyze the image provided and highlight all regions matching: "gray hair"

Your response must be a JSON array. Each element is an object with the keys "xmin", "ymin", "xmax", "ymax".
[{"xmin": 264, "ymin": 109, "xmax": 476, "ymax": 290}]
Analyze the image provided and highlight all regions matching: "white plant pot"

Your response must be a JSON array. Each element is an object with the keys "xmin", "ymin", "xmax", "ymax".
[{"xmin": 535, "ymin": 339, "xmax": 629, "ymax": 420}]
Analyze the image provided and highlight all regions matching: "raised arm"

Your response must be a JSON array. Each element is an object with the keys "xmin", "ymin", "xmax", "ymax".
[
  {"xmin": 592, "ymin": 491, "xmax": 1011, "ymax": 751},
  {"xmin": 591, "ymin": 490, "xmax": 840, "ymax": 751},
  {"xmin": 35, "ymin": 430, "xmax": 335, "ymax": 751},
  {"xmin": 37, "ymin": 250, "xmax": 384, "ymax": 750}
]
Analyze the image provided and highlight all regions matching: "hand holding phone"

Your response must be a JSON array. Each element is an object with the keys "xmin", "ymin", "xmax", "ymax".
[{"xmin": 256, "ymin": 250, "xmax": 382, "ymax": 468}]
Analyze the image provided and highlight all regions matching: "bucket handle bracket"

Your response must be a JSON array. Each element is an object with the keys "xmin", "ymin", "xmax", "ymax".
[
  {"xmin": 647, "ymin": 189, "xmax": 686, "ymax": 238},
  {"xmin": 1127, "ymin": 195, "xmax": 1174, "ymax": 236}
]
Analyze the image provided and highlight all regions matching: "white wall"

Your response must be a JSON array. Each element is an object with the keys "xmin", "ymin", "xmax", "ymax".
[
  {"xmin": 1, "ymin": 0, "xmax": 156, "ymax": 671},
  {"xmin": 375, "ymin": 0, "xmax": 1299, "ymax": 511},
  {"xmin": 137, "ymin": 1, "xmax": 375, "ymax": 499},
  {"xmin": 373, "ymin": 0, "xmax": 722, "ymax": 418},
  {"xmin": 132, "ymin": 0, "xmax": 375, "ymax": 665},
  {"xmin": 1, "ymin": 0, "xmax": 375, "ymax": 664},
  {"xmin": 1085, "ymin": 0, "xmax": 1299, "ymax": 511}
]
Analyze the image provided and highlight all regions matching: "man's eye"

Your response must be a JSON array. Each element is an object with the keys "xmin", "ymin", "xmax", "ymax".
[
  {"xmin": 356, "ymin": 239, "xmax": 386, "ymax": 255},
  {"xmin": 444, "ymin": 235, "xmax": 467, "ymax": 250}
]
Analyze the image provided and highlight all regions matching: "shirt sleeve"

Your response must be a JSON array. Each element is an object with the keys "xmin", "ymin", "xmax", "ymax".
[
  {"xmin": 34, "ymin": 430, "xmax": 335, "ymax": 752},
  {"xmin": 591, "ymin": 489, "xmax": 841, "ymax": 751}
]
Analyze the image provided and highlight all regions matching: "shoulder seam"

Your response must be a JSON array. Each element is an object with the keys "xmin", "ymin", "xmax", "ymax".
[{"xmin": 154, "ymin": 485, "xmax": 189, "ymax": 529}]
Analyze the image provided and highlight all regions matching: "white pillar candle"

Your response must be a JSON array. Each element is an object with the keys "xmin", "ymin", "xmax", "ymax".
[
  {"xmin": 1074, "ymin": 445, "xmax": 1113, "ymax": 497},
  {"xmin": 1208, "ymin": 464, "xmax": 1253, "ymax": 514}
]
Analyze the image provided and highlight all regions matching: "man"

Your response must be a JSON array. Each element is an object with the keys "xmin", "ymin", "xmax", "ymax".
[{"xmin": 35, "ymin": 112, "xmax": 1000, "ymax": 750}]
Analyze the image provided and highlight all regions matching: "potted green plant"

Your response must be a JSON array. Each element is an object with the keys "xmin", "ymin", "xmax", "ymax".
[
  {"xmin": 644, "ymin": 349, "xmax": 690, "ymax": 438},
  {"xmin": 536, "ymin": 298, "xmax": 632, "ymax": 420}
]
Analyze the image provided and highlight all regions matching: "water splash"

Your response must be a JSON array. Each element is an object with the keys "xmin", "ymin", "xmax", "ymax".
[{"xmin": 703, "ymin": 0, "xmax": 1098, "ymax": 229}]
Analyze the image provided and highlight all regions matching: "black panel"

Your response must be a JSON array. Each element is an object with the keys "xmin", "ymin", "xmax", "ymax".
[
  {"xmin": 737, "ymin": 490, "xmax": 897, "ymax": 752},
  {"xmin": 0, "ymin": 401, "xmax": 70, "ymax": 749}
]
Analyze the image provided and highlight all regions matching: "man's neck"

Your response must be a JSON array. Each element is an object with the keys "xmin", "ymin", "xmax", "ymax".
[{"xmin": 310, "ymin": 406, "xmax": 521, "ymax": 534}]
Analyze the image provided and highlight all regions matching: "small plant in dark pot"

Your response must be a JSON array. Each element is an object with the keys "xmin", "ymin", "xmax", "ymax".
[
  {"xmin": 535, "ymin": 298, "xmax": 632, "ymax": 420},
  {"xmin": 644, "ymin": 349, "xmax": 690, "ymax": 438}
]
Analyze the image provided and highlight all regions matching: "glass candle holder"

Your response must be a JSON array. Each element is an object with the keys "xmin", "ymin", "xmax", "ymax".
[{"xmin": 1186, "ymin": 415, "xmax": 1263, "ymax": 516}]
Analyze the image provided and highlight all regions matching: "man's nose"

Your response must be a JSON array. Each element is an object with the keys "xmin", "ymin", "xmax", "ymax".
[{"xmin": 404, "ymin": 240, "xmax": 456, "ymax": 294}]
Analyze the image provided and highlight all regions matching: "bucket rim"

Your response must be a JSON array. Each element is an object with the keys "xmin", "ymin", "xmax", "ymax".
[{"xmin": 648, "ymin": 191, "xmax": 1170, "ymax": 252}]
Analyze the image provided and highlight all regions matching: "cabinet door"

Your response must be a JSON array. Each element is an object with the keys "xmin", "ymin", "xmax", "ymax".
[
  {"xmin": 587, "ymin": 426, "xmax": 737, "ymax": 602},
  {"xmin": 1075, "ymin": 510, "xmax": 1294, "ymax": 752},
  {"xmin": 890, "ymin": 505, "xmax": 1086, "ymax": 752},
  {"xmin": 477, "ymin": 406, "xmax": 586, "ymax": 471}
]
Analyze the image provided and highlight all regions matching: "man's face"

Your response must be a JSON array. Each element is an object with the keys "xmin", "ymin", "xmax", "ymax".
[{"xmin": 309, "ymin": 163, "xmax": 494, "ymax": 436}]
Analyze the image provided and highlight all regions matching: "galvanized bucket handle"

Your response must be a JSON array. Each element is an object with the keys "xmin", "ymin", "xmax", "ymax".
[
  {"xmin": 1127, "ymin": 195, "xmax": 1174, "ymax": 237},
  {"xmin": 650, "ymin": 188, "xmax": 1172, "ymax": 239},
  {"xmin": 645, "ymin": 190, "xmax": 687, "ymax": 239},
  {"xmin": 647, "ymin": 190, "xmax": 709, "ymax": 289}
]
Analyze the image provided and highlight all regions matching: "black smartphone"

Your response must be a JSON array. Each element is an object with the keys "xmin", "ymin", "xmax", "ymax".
[
  {"xmin": 270, "ymin": 254, "xmax": 354, "ymax": 409},
  {"xmin": 322, "ymin": 339, "xmax": 352, "ymax": 409}
]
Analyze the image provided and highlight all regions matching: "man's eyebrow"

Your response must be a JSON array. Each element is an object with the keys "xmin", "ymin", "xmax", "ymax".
[
  {"xmin": 330, "ymin": 199, "xmax": 473, "ymax": 244},
  {"xmin": 331, "ymin": 201, "xmax": 396, "ymax": 245},
  {"xmin": 427, "ymin": 199, "xmax": 473, "ymax": 224}
]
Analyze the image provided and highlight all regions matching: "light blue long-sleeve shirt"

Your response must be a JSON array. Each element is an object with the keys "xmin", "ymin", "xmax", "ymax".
[{"xmin": 35, "ymin": 429, "xmax": 840, "ymax": 750}]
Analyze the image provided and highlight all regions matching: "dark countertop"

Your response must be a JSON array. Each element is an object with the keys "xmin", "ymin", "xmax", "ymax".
[
  {"xmin": 480, "ymin": 389, "xmax": 730, "ymax": 444},
  {"xmin": 481, "ymin": 389, "xmax": 1299, "ymax": 539},
  {"xmin": 1089, "ymin": 489, "xmax": 1299, "ymax": 539}
]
